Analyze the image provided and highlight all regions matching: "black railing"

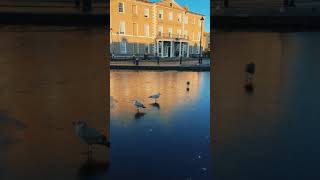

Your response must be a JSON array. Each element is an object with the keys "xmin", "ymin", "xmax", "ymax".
[{"xmin": 156, "ymin": 33, "xmax": 189, "ymax": 40}]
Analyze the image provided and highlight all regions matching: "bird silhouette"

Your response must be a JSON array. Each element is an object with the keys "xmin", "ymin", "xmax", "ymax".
[
  {"xmin": 72, "ymin": 121, "xmax": 110, "ymax": 156},
  {"xmin": 149, "ymin": 92, "xmax": 160, "ymax": 102},
  {"xmin": 133, "ymin": 100, "xmax": 146, "ymax": 112}
]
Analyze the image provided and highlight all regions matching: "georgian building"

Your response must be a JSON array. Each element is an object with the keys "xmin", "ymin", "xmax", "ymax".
[{"xmin": 110, "ymin": 0, "xmax": 206, "ymax": 58}]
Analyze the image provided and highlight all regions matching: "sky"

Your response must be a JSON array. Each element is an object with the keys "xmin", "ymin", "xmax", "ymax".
[{"xmin": 150, "ymin": 0, "xmax": 210, "ymax": 32}]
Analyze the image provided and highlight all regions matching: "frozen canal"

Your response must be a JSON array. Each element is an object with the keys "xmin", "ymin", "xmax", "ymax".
[
  {"xmin": 213, "ymin": 32, "xmax": 320, "ymax": 180},
  {"xmin": 110, "ymin": 70, "xmax": 211, "ymax": 179},
  {"xmin": 0, "ymin": 26, "xmax": 211, "ymax": 180},
  {"xmin": 0, "ymin": 26, "xmax": 109, "ymax": 180}
]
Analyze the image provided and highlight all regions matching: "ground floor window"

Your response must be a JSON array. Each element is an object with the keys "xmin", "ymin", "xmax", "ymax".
[
  {"xmin": 145, "ymin": 44, "xmax": 149, "ymax": 54},
  {"xmin": 120, "ymin": 41, "xmax": 127, "ymax": 54}
]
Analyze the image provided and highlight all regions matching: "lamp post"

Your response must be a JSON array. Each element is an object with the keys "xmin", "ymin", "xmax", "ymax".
[
  {"xmin": 110, "ymin": 28, "xmax": 114, "ymax": 57},
  {"xmin": 199, "ymin": 16, "xmax": 204, "ymax": 64}
]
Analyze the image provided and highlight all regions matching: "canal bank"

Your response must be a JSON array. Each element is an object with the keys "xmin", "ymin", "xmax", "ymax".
[
  {"xmin": 214, "ymin": 15, "xmax": 320, "ymax": 30},
  {"xmin": 110, "ymin": 65, "xmax": 210, "ymax": 71},
  {"xmin": 0, "ymin": 2, "xmax": 107, "ymax": 26},
  {"xmin": 110, "ymin": 59, "xmax": 211, "ymax": 71}
]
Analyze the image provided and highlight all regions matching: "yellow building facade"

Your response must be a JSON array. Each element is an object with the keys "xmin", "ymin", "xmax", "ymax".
[{"xmin": 110, "ymin": 0, "xmax": 206, "ymax": 58}]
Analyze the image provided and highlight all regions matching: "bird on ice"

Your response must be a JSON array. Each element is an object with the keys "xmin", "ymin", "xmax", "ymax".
[
  {"xmin": 72, "ymin": 121, "xmax": 110, "ymax": 154},
  {"xmin": 133, "ymin": 100, "xmax": 146, "ymax": 112},
  {"xmin": 149, "ymin": 93, "xmax": 160, "ymax": 102}
]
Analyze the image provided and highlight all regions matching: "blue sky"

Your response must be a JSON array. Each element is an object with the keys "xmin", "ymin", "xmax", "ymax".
[{"xmin": 150, "ymin": 0, "xmax": 210, "ymax": 32}]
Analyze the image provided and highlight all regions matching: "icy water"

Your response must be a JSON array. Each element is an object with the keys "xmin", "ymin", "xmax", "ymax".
[
  {"xmin": 110, "ymin": 70, "xmax": 211, "ymax": 180},
  {"xmin": 213, "ymin": 32, "xmax": 320, "ymax": 180},
  {"xmin": 0, "ymin": 26, "xmax": 211, "ymax": 180},
  {"xmin": 0, "ymin": 26, "xmax": 109, "ymax": 180}
]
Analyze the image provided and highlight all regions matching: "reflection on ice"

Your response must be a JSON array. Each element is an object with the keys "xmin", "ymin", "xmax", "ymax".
[{"xmin": 77, "ymin": 159, "xmax": 110, "ymax": 179}]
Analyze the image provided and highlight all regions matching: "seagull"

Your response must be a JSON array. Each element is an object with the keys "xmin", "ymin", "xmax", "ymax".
[
  {"xmin": 149, "ymin": 92, "xmax": 160, "ymax": 102},
  {"xmin": 72, "ymin": 121, "xmax": 110, "ymax": 155},
  {"xmin": 133, "ymin": 100, "xmax": 146, "ymax": 112}
]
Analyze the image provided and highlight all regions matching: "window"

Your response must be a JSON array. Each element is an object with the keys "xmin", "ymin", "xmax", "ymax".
[
  {"xmin": 132, "ymin": 5, "xmax": 137, "ymax": 15},
  {"xmin": 170, "ymin": 3, "xmax": 173, "ymax": 7},
  {"xmin": 168, "ymin": 28, "xmax": 173, "ymax": 38},
  {"xmin": 144, "ymin": 8, "xmax": 149, "ymax": 18},
  {"xmin": 118, "ymin": 2, "xmax": 124, "ymax": 13},
  {"xmin": 119, "ymin": 21, "xmax": 125, "ymax": 34},
  {"xmin": 144, "ymin": 24, "xmax": 149, "ymax": 36},
  {"xmin": 145, "ymin": 44, "xmax": 149, "ymax": 54},
  {"xmin": 178, "ymin": 13, "xmax": 181, "ymax": 22},
  {"xmin": 159, "ymin": 9, "xmax": 163, "ymax": 19},
  {"xmin": 158, "ymin": 26, "xmax": 163, "ymax": 36},
  {"xmin": 120, "ymin": 41, "xmax": 127, "ymax": 54},
  {"xmin": 192, "ymin": 32, "xmax": 195, "ymax": 40},
  {"xmin": 184, "ymin": 16, "xmax": 188, "ymax": 24},
  {"xmin": 177, "ymin": 29, "xmax": 181, "ymax": 37},
  {"xmin": 169, "ymin": 12, "xmax": 173, "ymax": 21},
  {"xmin": 193, "ymin": 17, "xmax": 196, "ymax": 24},
  {"xmin": 133, "ymin": 23, "xmax": 138, "ymax": 36}
]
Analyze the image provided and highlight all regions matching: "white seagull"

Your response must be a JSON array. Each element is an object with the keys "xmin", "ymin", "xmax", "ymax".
[
  {"xmin": 133, "ymin": 100, "xmax": 146, "ymax": 112},
  {"xmin": 149, "ymin": 92, "xmax": 161, "ymax": 102},
  {"xmin": 72, "ymin": 121, "xmax": 110, "ymax": 154}
]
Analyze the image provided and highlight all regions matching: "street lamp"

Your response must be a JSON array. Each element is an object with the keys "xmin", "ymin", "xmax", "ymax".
[
  {"xmin": 199, "ymin": 16, "xmax": 204, "ymax": 64},
  {"xmin": 110, "ymin": 28, "xmax": 114, "ymax": 57}
]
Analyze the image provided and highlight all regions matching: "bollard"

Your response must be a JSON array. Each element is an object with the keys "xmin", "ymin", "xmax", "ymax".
[
  {"xmin": 135, "ymin": 58, "xmax": 139, "ymax": 66},
  {"xmin": 133, "ymin": 55, "xmax": 136, "ymax": 65},
  {"xmin": 157, "ymin": 56, "xmax": 160, "ymax": 65}
]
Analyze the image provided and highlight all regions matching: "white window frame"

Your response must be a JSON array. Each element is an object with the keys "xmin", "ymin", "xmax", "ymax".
[
  {"xmin": 120, "ymin": 41, "xmax": 127, "ymax": 54},
  {"xmin": 178, "ymin": 13, "xmax": 182, "ymax": 23},
  {"xmin": 119, "ymin": 21, "xmax": 125, "ymax": 34},
  {"xmin": 144, "ymin": 8, "xmax": 149, "ymax": 18},
  {"xmin": 177, "ymin": 29, "xmax": 181, "ymax": 37},
  {"xmin": 133, "ymin": 23, "xmax": 138, "ymax": 36},
  {"xmin": 158, "ymin": 26, "xmax": 163, "ymax": 36},
  {"xmin": 132, "ymin": 4, "xmax": 137, "ymax": 15},
  {"xmin": 185, "ymin": 16, "xmax": 188, "ymax": 24},
  {"xmin": 118, "ymin": 2, "xmax": 124, "ymax": 13},
  {"xmin": 159, "ymin": 9, "xmax": 164, "ymax": 20},
  {"xmin": 168, "ymin": 28, "xmax": 173, "ymax": 38},
  {"xmin": 144, "ymin": 24, "xmax": 150, "ymax": 37},
  {"xmin": 169, "ymin": 12, "xmax": 173, "ymax": 21},
  {"xmin": 144, "ymin": 44, "xmax": 149, "ymax": 54}
]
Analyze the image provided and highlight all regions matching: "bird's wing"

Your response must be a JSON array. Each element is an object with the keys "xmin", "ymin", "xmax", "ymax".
[{"xmin": 83, "ymin": 127, "xmax": 104, "ymax": 138}]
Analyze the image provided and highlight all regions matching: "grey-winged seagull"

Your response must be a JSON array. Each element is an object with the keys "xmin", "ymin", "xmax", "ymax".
[
  {"xmin": 149, "ymin": 92, "xmax": 160, "ymax": 102},
  {"xmin": 72, "ymin": 121, "xmax": 110, "ymax": 154},
  {"xmin": 133, "ymin": 100, "xmax": 146, "ymax": 112}
]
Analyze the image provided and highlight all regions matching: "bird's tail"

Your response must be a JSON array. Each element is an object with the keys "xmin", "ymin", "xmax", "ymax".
[{"xmin": 99, "ymin": 136, "xmax": 111, "ymax": 148}]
